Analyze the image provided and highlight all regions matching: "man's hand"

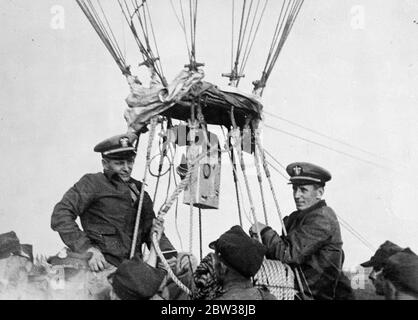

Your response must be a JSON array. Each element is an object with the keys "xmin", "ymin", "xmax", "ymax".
[
  {"xmin": 86, "ymin": 247, "xmax": 108, "ymax": 272},
  {"xmin": 249, "ymin": 222, "xmax": 268, "ymax": 238},
  {"xmin": 151, "ymin": 217, "xmax": 165, "ymax": 242}
]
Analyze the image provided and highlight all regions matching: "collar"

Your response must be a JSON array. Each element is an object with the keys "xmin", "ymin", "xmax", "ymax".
[
  {"xmin": 222, "ymin": 277, "xmax": 253, "ymax": 291},
  {"xmin": 298, "ymin": 199, "xmax": 327, "ymax": 214}
]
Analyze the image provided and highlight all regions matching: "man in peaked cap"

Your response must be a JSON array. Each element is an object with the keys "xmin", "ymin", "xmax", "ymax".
[
  {"xmin": 250, "ymin": 162, "xmax": 353, "ymax": 300},
  {"xmin": 51, "ymin": 133, "xmax": 176, "ymax": 283},
  {"xmin": 381, "ymin": 252, "xmax": 418, "ymax": 300},
  {"xmin": 360, "ymin": 240, "xmax": 416, "ymax": 296},
  {"xmin": 209, "ymin": 225, "xmax": 276, "ymax": 300}
]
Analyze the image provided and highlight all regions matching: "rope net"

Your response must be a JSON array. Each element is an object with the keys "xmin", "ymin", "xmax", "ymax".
[{"xmin": 254, "ymin": 258, "xmax": 297, "ymax": 300}]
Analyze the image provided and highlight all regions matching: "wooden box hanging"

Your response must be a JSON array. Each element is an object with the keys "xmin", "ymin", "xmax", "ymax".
[{"xmin": 183, "ymin": 131, "xmax": 221, "ymax": 209}]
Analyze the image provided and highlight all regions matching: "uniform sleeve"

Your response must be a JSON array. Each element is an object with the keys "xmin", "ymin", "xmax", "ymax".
[
  {"xmin": 138, "ymin": 191, "xmax": 176, "ymax": 253},
  {"xmin": 51, "ymin": 175, "xmax": 96, "ymax": 253},
  {"xmin": 261, "ymin": 211, "xmax": 333, "ymax": 265}
]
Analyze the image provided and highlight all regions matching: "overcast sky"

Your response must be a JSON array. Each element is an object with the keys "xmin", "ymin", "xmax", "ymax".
[{"xmin": 1, "ymin": 0, "xmax": 417, "ymax": 270}]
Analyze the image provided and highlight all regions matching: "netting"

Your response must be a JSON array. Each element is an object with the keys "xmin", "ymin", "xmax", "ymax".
[{"xmin": 254, "ymin": 258, "xmax": 297, "ymax": 300}]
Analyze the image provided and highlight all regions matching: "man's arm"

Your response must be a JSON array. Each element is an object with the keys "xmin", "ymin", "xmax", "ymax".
[
  {"xmin": 261, "ymin": 211, "xmax": 333, "ymax": 264},
  {"xmin": 140, "ymin": 191, "xmax": 176, "ymax": 253},
  {"xmin": 51, "ymin": 175, "xmax": 95, "ymax": 253}
]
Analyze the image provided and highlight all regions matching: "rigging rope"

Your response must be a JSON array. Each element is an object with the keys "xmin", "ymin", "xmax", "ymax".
[
  {"xmin": 221, "ymin": 126, "xmax": 253, "ymax": 226},
  {"xmin": 254, "ymin": 0, "xmax": 304, "ymax": 94},
  {"xmin": 254, "ymin": 129, "xmax": 287, "ymax": 236},
  {"xmin": 118, "ymin": 0, "xmax": 166, "ymax": 83},
  {"xmin": 76, "ymin": 0, "xmax": 130, "ymax": 75},
  {"xmin": 237, "ymin": 0, "xmax": 269, "ymax": 84},
  {"xmin": 227, "ymin": 0, "xmax": 268, "ymax": 85},
  {"xmin": 170, "ymin": 0, "xmax": 192, "ymax": 62},
  {"xmin": 264, "ymin": 124, "xmax": 393, "ymax": 170},
  {"xmin": 264, "ymin": 111, "xmax": 398, "ymax": 166},
  {"xmin": 253, "ymin": 146, "xmax": 269, "ymax": 225},
  {"xmin": 130, "ymin": 117, "xmax": 158, "ymax": 258},
  {"xmin": 230, "ymin": 125, "xmax": 262, "ymax": 240}
]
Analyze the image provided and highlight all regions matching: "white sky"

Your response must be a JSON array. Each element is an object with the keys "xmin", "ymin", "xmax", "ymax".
[{"xmin": 1, "ymin": 0, "xmax": 417, "ymax": 270}]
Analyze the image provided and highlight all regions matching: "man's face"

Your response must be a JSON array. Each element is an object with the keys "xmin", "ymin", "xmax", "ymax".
[
  {"xmin": 103, "ymin": 158, "xmax": 135, "ymax": 182},
  {"xmin": 292, "ymin": 184, "xmax": 323, "ymax": 211}
]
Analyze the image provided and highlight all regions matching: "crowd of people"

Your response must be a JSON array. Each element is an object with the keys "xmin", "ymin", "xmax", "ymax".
[{"xmin": 1, "ymin": 132, "xmax": 416, "ymax": 300}]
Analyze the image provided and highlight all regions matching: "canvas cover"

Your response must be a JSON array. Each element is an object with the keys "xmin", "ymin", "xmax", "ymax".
[{"xmin": 124, "ymin": 69, "xmax": 263, "ymax": 133}]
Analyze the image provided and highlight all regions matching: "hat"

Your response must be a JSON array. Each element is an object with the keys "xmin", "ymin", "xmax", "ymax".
[
  {"xmin": 382, "ymin": 252, "xmax": 418, "ymax": 294},
  {"xmin": 286, "ymin": 162, "xmax": 331, "ymax": 186},
  {"xmin": 360, "ymin": 240, "xmax": 415, "ymax": 269},
  {"xmin": 94, "ymin": 133, "xmax": 138, "ymax": 160},
  {"xmin": 209, "ymin": 225, "xmax": 266, "ymax": 278},
  {"xmin": 0, "ymin": 231, "xmax": 21, "ymax": 259},
  {"xmin": 111, "ymin": 256, "xmax": 167, "ymax": 300}
]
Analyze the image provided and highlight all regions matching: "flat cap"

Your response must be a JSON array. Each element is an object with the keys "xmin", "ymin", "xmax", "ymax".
[
  {"xmin": 209, "ymin": 225, "xmax": 266, "ymax": 278},
  {"xmin": 0, "ymin": 231, "xmax": 21, "ymax": 260},
  {"xmin": 286, "ymin": 162, "xmax": 331, "ymax": 186},
  {"xmin": 111, "ymin": 256, "xmax": 167, "ymax": 300},
  {"xmin": 360, "ymin": 240, "xmax": 415, "ymax": 269},
  {"xmin": 382, "ymin": 252, "xmax": 418, "ymax": 294},
  {"xmin": 94, "ymin": 133, "xmax": 138, "ymax": 160}
]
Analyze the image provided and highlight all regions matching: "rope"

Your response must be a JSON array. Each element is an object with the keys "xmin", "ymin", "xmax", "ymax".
[
  {"xmin": 254, "ymin": 0, "xmax": 304, "ymax": 94},
  {"xmin": 117, "ymin": 0, "xmax": 166, "ymax": 83},
  {"xmin": 221, "ymin": 127, "xmax": 253, "ymax": 226},
  {"xmin": 266, "ymin": 160, "xmax": 289, "ymax": 181},
  {"xmin": 254, "ymin": 259, "xmax": 297, "ymax": 300},
  {"xmin": 254, "ymin": 129, "xmax": 287, "ymax": 236},
  {"xmin": 189, "ymin": 198, "xmax": 194, "ymax": 254},
  {"xmin": 253, "ymin": 146, "xmax": 269, "ymax": 225},
  {"xmin": 157, "ymin": 143, "xmax": 227, "ymax": 218},
  {"xmin": 263, "ymin": 111, "xmax": 397, "ymax": 164},
  {"xmin": 170, "ymin": 0, "xmax": 192, "ymax": 61},
  {"xmin": 170, "ymin": 150, "xmax": 185, "ymax": 251},
  {"xmin": 129, "ymin": 117, "xmax": 158, "ymax": 258},
  {"xmin": 151, "ymin": 233, "xmax": 192, "ymax": 297},
  {"xmin": 230, "ymin": 139, "xmax": 243, "ymax": 227},
  {"xmin": 199, "ymin": 208, "xmax": 203, "ymax": 261},
  {"xmin": 150, "ymin": 143, "xmax": 232, "ymax": 297},
  {"xmin": 230, "ymin": 127, "xmax": 261, "ymax": 240},
  {"xmin": 76, "ymin": 0, "xmax": 129, "ymax": 75},
  {"xmin": 264, "ymin": 124, "xmax": 393, "ymax": 170},
  {"xmin": 238, "ymin": 0, "xmax": 269, "ymax": 83}
]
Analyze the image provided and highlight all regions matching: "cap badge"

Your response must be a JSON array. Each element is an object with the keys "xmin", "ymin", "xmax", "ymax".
[
  {"xmin": 120, "ymin": 137, "xmax": 129, "ymax": 148},
  {"xmin": 293, "ymin": 165, "xmax": 303, "ymax": 176}
]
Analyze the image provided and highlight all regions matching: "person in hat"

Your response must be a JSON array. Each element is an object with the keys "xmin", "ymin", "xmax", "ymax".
[
  {"xmin": 360, "ymin": 241, "xmax": 416, "ymax": 296},
  {"xmin": 250, "ymin": 162, "xmax": 352, "ymax": 300},
  {"xmin": 108, "ymin": 220, "xmax": 170, "ymax": 300},
  {"xmin": 51, "ymin": 133, "xmax": 177, "ymax": 275},
  {"xmin": 380, "ymin": 252, "xmax": 418, "ymax": 300},
  {"xmin": 209, "ymin": 225, "xmax": 276, "ymax": 300}
]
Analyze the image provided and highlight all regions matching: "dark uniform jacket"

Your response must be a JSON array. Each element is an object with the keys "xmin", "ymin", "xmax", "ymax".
[
  {"xmin": 51, "ymin": 170, "xmax": 175, "ymax": 267},
  {"xmin": 260, "ymin": 200, "xmax": 348, "ymax": 300},
  {"xmin": 214, "ymin": 279, "xmax": 277, "ymax": 300}
]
